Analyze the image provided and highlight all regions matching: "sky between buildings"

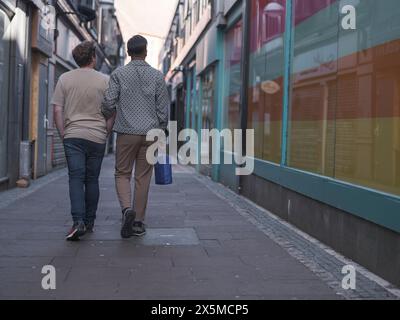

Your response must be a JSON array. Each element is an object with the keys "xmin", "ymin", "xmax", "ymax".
[{"xmin": 114, "ymin": 0, "xmax": 178, "ymax": 69}]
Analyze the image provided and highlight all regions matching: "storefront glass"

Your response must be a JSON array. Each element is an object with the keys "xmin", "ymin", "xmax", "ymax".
[
  {"xmin": 247, "ymin": 0, "xmax": 286, "ymax": 163},
  {"xmin": 0, "ymin": 9, "xmax": 10, "ymax": 179},
  {"xmin": 190, "ymin": 67, "xmax": 196, "ymax": 130},
  {"xmin": 287, "ymin": 0, "xmax": 337, "ymax": 177},
  {"xmin": 220, "ymin": 19, "xmax": 243, "ymax": 189},
  {"xmin": 288, "ymin": 0, "xmax": 400, "ymax": 196},
  {"xmin": 201, "ymin": 67, "xmax": 215, "ymax": 130},
  {"xmin": 223, "ymin": 20, "xmax": 242, "ymax": 131},
  {"xmin": 336, "ymin": 0, "xmax": 400, "ymax": 196},
  {"xmin": 200, "ymin": 67, "xmax": 215, "ymax": 171}
]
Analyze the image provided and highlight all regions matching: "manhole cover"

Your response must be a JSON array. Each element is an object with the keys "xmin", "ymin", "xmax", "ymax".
[{"xmin": 135, "ymin": 228, "xmax": 199, "ymax": 246}]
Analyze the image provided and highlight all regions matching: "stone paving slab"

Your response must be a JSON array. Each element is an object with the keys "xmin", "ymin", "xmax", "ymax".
[
  {"xmin": 82, "ymin": 228, "xmax": 200, "ymax": 246},
  {"xmin": 0, "ymin": 156, "xmax": 398, "ymax": 300}
]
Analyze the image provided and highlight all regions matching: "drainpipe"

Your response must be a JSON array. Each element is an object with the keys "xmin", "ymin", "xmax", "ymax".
[{"xmin": 17, "ymin": 141, "xmax": 32, "ymax": 188}]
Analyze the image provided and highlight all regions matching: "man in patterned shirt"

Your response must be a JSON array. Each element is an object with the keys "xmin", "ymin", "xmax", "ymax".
[{"xmin": 102, "ymin": 35, "xmax": 170, "ymax": 239}]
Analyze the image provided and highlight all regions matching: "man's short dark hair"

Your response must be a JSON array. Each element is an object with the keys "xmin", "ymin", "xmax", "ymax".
[
  {"xmin": 127, "ymin": 35, "xmax": 148, "ymax": 56},
  {"xmin": 72, "ymin": 41, "xmax": 96, "ymax": 67}
]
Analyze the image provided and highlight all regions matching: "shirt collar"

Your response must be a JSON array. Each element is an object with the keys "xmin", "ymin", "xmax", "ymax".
[{"xmin": 129, "ymin": 60, "xmax": 149, "ymax": 67}]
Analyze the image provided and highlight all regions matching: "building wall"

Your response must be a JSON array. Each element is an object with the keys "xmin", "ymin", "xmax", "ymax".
[
  {"xmin": 0, "ymin": 0, "xmax": 30, "ymax": 190},
  {"xmin": 0, "ymin": 0, "xmax": 124, "ymax": 190},
  {"xmin": 42, "ymin": 0, "xmax": 124, "ymax": 174}
]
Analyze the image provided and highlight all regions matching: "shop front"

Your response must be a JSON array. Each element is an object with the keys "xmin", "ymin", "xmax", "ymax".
[
  {"xmin": 0, "ymin": 5, "xmax": 10, "ymax": 185},
  {"xmin": 196, "ymin": 22, "xmax": 219, "ymax": 179},
  {"xmin": 219, "ymin": 17, "xmax": 243, "ymax": 191},
  {"xmin": 0, "ymin": 0, "xmax": 29, "ymax": 190},
  {"xmin": 237, "ymin": 0, "xmax": 400, "ymax": 285}
]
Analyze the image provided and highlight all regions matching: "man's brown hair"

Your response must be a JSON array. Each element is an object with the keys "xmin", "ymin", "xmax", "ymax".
[{"xmin": 72, "ymin": 41, "xmax": 96, "ymax": 67}]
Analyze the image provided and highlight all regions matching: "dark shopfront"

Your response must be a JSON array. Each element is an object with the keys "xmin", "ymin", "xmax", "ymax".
[{"xmin": 0, "ymin": 0, "xmax": 30, "ymax": 191}]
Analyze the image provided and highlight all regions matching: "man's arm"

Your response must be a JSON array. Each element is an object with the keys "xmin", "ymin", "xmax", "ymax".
[
  {"xmin": 51, "ymin": 78, "xmax": 65, "ymax": 139},
  {"xmin": 106, "ymin": 113, "xmax": 116, "ymax": 135},
  {"xmin": 54, "ymin": 105, "xmax": 64, "ymax": 139},
  {"xmin": 155, "ymin": 73, "xmax": 170, "ymax": 130},
  {"xmin": 102, "ymin": 72, "xmax": 120, "ymax": 120}
]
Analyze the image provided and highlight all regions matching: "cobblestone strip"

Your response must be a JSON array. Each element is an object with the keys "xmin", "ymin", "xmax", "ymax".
[{"xmin": 192, "ymin": 172, "xmax": 400, "ymax": 300}]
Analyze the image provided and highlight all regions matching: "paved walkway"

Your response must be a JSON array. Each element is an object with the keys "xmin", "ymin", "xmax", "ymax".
[{"xmin": 0, "ymin": 157, "xmax": 398, "ymax": 300}]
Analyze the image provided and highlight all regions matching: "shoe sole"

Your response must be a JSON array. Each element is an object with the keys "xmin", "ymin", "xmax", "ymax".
[
  {"xmin": 132, "ymin": 230, "xmax": 146, "ymax": 237},
  {"xmin": 121, "ymin": 211, "xmax": 136, "ymax": 239},
  {"xmin": 66, "ymin": 228, "xmax": 86, "ymax": 241}
]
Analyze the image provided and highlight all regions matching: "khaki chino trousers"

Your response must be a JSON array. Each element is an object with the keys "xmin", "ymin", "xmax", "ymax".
[{"xmin": 115, "ymin": 134, "xmax": 153, "ymax": 221}]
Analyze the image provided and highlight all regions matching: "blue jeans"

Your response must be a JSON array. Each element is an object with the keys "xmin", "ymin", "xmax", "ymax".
[{"xmin": 64, "ymin": 138, "xmax": 106, "ymax": 224}]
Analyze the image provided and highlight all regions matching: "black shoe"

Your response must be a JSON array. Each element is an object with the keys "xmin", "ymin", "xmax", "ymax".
[
  {"xmin": 132, "ymin": 222, "xmax": 146, "ymax": 237},
  {"xmin": 66, "ymin": 222, "xmax": 86, "ymax": 241},
  {"xmin": 121, "ymin": 209, "xmax": 136, "ymax": 239},
  {"xmin": 85, "ymin": 222, "xmax": 95, "ymax": 233}
]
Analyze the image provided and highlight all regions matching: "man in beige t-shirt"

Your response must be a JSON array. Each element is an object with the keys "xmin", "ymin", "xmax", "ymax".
[{"xmin": 52, "ymin": 41, "xmax": 114, "ymax": 241}]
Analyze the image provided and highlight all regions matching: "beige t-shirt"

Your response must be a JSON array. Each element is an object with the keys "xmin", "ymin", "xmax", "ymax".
[{"xmin": 51, "ymin": 68, "xmax": 110, "ymax": 144}]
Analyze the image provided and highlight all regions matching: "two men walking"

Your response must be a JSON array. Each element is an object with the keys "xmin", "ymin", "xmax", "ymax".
[{"xmin": 52, "ymin": 36, "xmax": 169, "ymax": 241}]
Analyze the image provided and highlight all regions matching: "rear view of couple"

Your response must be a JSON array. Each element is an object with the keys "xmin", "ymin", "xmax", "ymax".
[{"xmin": 51, "ymin": 35, "xmax": 170, "ymax": 241}]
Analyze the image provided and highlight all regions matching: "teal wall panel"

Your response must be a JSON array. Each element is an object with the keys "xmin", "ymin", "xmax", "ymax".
[{"xmin": 253, "ymin": 159, "xmax": 400, "ymax": 233}]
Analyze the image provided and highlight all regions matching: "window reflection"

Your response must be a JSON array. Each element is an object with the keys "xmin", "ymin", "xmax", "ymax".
[
  {"xmin": 224, "ymin": 20, "xmax": 242, "ymax": 131},
  {"xmin": 200, "ymin": 67, "xmax": 215, "ymax": 175},
  {"xmin": 335, "ymin": 0, "xmax": 400, "ymax": 195},
  {"xmin": 248, "ymin": 0, "xmax": 286, "ymax": 163},
  {"xmin": 202, "ymin": 69, "xmax": 215, "ymax": 132},
  {"xmin": 288, "ymin": 0, "xmax": 400, "ymax": 196}
]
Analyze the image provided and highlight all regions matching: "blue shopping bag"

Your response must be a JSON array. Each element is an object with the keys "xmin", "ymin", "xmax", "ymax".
[{"xmin": 154, "ymin": 154, "xmax": 173, "ymax": 185}]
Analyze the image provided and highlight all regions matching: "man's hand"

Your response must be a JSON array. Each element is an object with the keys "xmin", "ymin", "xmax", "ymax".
[{"xmin": 106, "ymin": 112, "xmax": 117, "ymax": 136}]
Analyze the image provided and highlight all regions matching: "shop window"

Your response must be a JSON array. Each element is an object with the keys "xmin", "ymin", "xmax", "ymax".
[
  {"xmin": 287, "ymin": 0, "xmax": 400, "ymax": 196},
  {"xmin": 247, "ymin": 0, "xmax": 286, "ymax": 163},
  {"xmin": 201, "ymin": 67, "xmax": 215, "ymax": 167},
  {"xmin": 287, "ymin": 0, "xmax": 338, "ymax": 177},
  {"xmin": 335, "ymin": 0, "xmax": 400, "ymax": 195},
  {"xmin": 224, "ymin": 20, "xmax": 243, "ymax": 131},
  {"xmin": 201, "ymin": 67, "xmax": 215, "ymax": 131}
]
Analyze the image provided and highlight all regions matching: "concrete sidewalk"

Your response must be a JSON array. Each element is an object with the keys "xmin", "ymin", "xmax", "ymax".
[{"xmin": 0, "ymin": 157, "xmax": 397, "ymax": 300}]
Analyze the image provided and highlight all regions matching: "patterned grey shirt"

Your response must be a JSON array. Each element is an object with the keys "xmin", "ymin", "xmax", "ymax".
[{"xmin": 101, "ymin": 60, "xmax": 170, "ymax": 135}]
